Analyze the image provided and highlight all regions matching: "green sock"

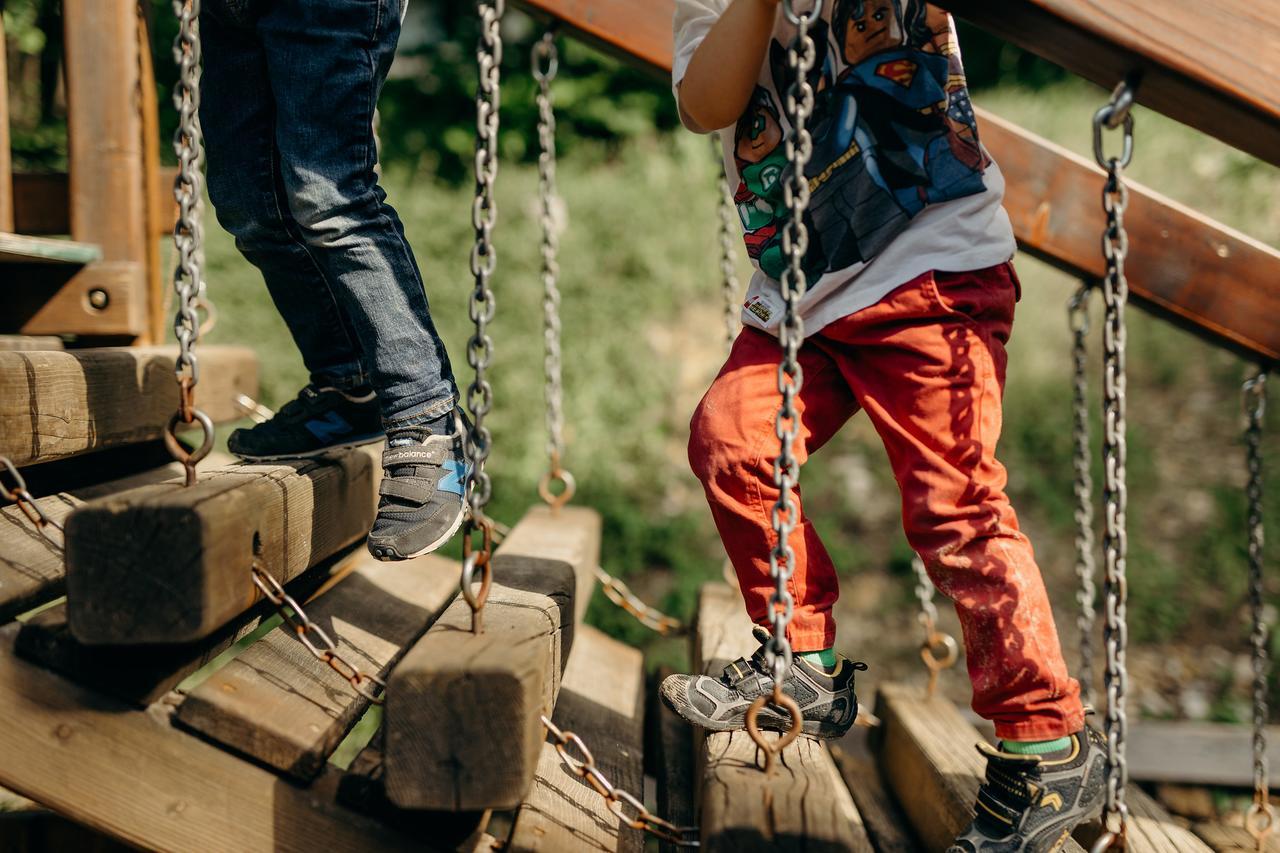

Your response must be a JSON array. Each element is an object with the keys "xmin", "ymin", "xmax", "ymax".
[
  {"xmin": 1001, "ymin": 736, "xmax": 1072, "ymax": 755},
  {"xmin": 798, "ymin": 648, "xmax": 838, "ymax": 672}
]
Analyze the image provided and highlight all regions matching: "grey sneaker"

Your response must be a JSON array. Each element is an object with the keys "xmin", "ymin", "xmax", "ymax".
[
  {"xmin": 659, "ymin": 626, "xmax": 865, "ymax": 739},
  {"xmin": 366, "ymin": 412, "xmax": 469, "ymax": 561},
  {"xmin": 948, "ymin": 728, "xmax": 1106, "ymax": 853}
]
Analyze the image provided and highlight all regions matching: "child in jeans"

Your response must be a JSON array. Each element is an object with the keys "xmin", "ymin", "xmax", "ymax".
[{"xmin": 658, "ymin": 2, "xmax": 1105, "ymax": 849}]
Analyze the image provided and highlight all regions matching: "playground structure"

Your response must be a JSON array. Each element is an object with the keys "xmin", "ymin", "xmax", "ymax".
[{"xmin": 0, "ymin": 1, "xmax": 1277, "ymax": 851}]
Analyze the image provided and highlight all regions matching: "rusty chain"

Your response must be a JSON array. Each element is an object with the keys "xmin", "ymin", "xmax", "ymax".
[
  {"xmin": 1070, "ymin": 283, "xmax": 1098, "ymax": 710},
  {"xmin": 541, "ymin": 714, "xmax": 699, "ymax": 846},
  {"xmin": 594, "ymin": 566, "xmax": 688, "ymax": 636},
  {"xmin": 718, "ymin": 160, "xmax": 741, "ymax": 352},
  {"xmin": 1089, "ymin": 78, "xmax": 1136, "ymax": 853},
  {"xmin": 1243, "ymin": 370, "xmax": 1274, "ymax": 852},
  {"xmin": 0, "ymin": 456, "xmax": 64, "ymax": 545},
  {"xmin": 250, "ymin": 564, "xmax": 387, "ymax": 704}
]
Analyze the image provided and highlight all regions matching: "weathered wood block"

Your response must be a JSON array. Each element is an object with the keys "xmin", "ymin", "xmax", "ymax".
[
  {"xmin": 383, "ymin": 505, "xmax": 601, "ymax": 812},
  {"xmin": 651, "ymin": 666, "xmax": 696, "ymax": 853},
  {"xmin": 508, "ymin": 624, "xmax": 646, "ymax": 853},
  {"xmin": 175, "ymin": 553, "xmax": 459, "ymax": 780},
  {"xmin": 830, "ymin": 745, "xmax": 923, "ymax": 853},
  {"xmin": 693, "ymin": 583, "xmax": 873, "ymax": 852},
  {"xmin": 0, "ymin": 345, "xmax": 258, "ymax": 466},
  {"xmin": 65, "ymin": 447, "xmax": 380, "ymax": 644},
  {"xmin": 0, "ymin": 335, "xmax": 63, "ymax": 351}
]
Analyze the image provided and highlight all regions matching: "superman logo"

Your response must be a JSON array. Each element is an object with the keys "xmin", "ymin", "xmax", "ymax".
[{"xmin": 875, "ymin": 59, "xmax": 918, "ymax": 87}]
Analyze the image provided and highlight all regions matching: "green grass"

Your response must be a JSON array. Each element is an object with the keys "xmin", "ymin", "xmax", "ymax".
[{"xmin": 199, "ymin": 80, "xmax": 1280, "ymax": 681}]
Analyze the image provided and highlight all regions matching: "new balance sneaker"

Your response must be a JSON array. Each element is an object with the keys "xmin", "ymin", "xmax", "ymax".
[
  {"xmin": 659, "ymin": 626, "xmax": 865, "ymax": 739},
  {"xmin": 366, "ymin": 411, "xmax": 469, "ymax": 561},
  {"xmin": 228, "ymin": 384, "xmax": 384, "ymax": 462},
  {"xmin": 948, "ymin": 728, "xmax": 1106, "ymax": 853}
]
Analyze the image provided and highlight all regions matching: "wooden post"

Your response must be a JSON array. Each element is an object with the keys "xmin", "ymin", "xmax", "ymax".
[
  {"xmin": 135, "ymin": 2, "xmax": 165, "ymax": 345},
  {"xmin": 693, "ymin": 583, "xmax": 873, "ymax": 852},
  {"xmin": 0, "ymin": 8, "xmax": 14, "ymax": 233},
  {"xmin": 383, "ymin": 505, "xmax": 601, "ymax": 812}
]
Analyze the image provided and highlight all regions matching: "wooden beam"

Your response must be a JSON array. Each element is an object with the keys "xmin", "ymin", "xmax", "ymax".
[
  {"xmin": 175, "ymin": 554, "xmax": 459, "ymax": 781},
  {"xmin": 1122, "ymin": 719, "xmax": 1280, "ymax": 789},
  {"xmin": 383, "ymin": 505, "xmax": 601, "ymax": 812},
  {"xmin": 830, "ymin": 745, "xmax": 923, "ymax": 853},
  {"xmin": 650, "ymin": 666, "xmax": 697, "ymax": 853},
  {"xmin": 135, "ymin": 3, "xmax": 165, "ymax": 346},
  {"xmin": 508, "ymin": 624, "xmax": 646, "ymax": 853},
  {"xmin": 64, "ymin": 446, "xmax": 380, "ymax": 645},
  {"xmin": 0, "ymin": 624, "xmax": 425, "ymax": 853},
  {"xmin": 0, "ymin": 345, "xmax": 258, "ymax": 468},
  {"xmin": 0, "ymin": 335, "xmax": 64, "ymax": 352},
  {"xmin": 1192, "ymin": 821, "xmax": 1280, "ymax": 853},
  {"xmin": 3, "ymin": 260, "xmax": 148, "ymax": 338},
  {"xmin": 874, "ymin": 681, "xmax": 1211, "ymax": 853},
  {"xmin": 939, "ymin": 0, "xmax": 1280, "ymax": 168},
  {"xmin": 0, "ymin": 11, "xmax": 13, "ymax": 233},
  {"xmin": 0, "ymin": 232, "xmax": 102, "ymax": 265},
  {"xmin": 509, "ymin": 0, "xmax": 1280, "ymax": 364},
  {"xmin": 12, "ymin": 171, "xmax": 179, "ymax": 237},
  {"xmin": 693, "ymin": 583, "xmax": 873, "ymax": 852}
]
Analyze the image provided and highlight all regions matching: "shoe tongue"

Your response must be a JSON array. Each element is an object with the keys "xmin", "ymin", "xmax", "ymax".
[{"xmin": 388, "ymin": 428, "xmax": 430, "ymax": 448}]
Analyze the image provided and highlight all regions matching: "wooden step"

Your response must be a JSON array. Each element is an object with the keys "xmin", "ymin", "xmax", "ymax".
[
  {"xmin": 874, "ymin": 681, "xmax": 1212, "ymax": 853},
  {"xmin": 0, "ymin": 232, "xmax": 101, "ymax": 266},
  {"xmin": 0, "ymin": 335, "xmax": 63, "ymax": 352},
  {"xmin": 64, "ymin": 446, "xmax": 381, "ymax": 645},
  {"xmin": 383, "ymin": 505, "xmax": 601, "ymax": 812},
  {"xmin": 650, "ymin": 666, "xmax": 697, "ymax": 853},
  {"xmin": 0, "ymin": 622, "xmax": 425, "ymax": 853},
  {"xmin": 0, "ymin": 345, "xmax": 258, "ymax": 467},
  {"xmin": 831, "ymin": 744, "xmax": 924, "ymax": 853},
  {"xmin": 692, "ymin": 583, "xmax": 874, "ymax": 852},
  {"xmin": 507, "ymin": 624, "xmax": 646, "ymax": 852},
  {"xmin": 174, "ymin": 553, "xmax": 459, "ymax": 781}
]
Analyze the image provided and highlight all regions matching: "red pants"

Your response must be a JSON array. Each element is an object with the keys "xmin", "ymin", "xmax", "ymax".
[{"xmin": 689, "ymin": 264, "xmax": 1084, "ymax": 739}]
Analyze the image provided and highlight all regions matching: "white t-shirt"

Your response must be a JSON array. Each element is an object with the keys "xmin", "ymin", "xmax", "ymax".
[{"xmin": 673, "ymin": 0, "xmax": 1017, "ymax": 336}]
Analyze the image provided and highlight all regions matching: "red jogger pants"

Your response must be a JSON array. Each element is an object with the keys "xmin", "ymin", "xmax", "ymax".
[{"xmin": 688, "ymin": 264, "xmax": 1085, "ymax": 739}]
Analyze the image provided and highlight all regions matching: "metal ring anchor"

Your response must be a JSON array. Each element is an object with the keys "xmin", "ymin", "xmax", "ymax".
[
  {"xmin": 538, "ymin": 467, "xmax": 577, "ymax": 511},
  {"xmin": 460, "ymin": 518, "xmax": 495, "ymax": 634},
  {"xmin": 743, "ymin": 684, "xmax": 804, "ymax": 776},
  {"xmin": 1093, "ymin": 80, "xmax": 1139, "ymax": 170},
  {"xmin": 164, "ymin": 408, "xmax": 216, "ymax": 487},
  {"xmin": 921, "ymin": 629, "xmax": 960, "ymax": 698}
]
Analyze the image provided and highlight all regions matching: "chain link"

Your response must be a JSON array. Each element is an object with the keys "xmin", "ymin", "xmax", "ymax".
[
  {"xmin": 743, "ymin": 0, "xmax": 823, "ymax": 775},
  {"xmin": 541, "ymin": 714, "xmax": 699, "ymax": 847},
  {"xmin": 1244, "ymin": 371, "xmax": 1275, "ymax": 851},
  {"xmin": 911, "ymin": 555, "xmax": 958, "ymax": 698},
  {"xmin": 1089, "ymin": 79, "xmax": 1135, "ymax": 853},
  {"xmin": 250, "ymin": 564, "xmax": 387, "ymax": 704},
  {"xmin": 594, "ymin": 566, "xmax": 688, "ymax": 637},
  {"xmin": 461, "ymin": 0, "xmax": 505, "ymax": 633},
  {"xmin": 718, "ymin": 161, "xmax": 741, "ymax": 352},
  {"xmin": 0, "ymin": 456, "xmax": 64, "ymax": 545},
  {"xmin": 167, "ymin": 0, "xmax": 214, "ymax": 487},
  {"xmin": 532, "ymin": 29, "xmax": 576, "ymax": 512},
  {"xmin": 1070, "ymin": 283, "xmax": 1098, "ymax": 710}
]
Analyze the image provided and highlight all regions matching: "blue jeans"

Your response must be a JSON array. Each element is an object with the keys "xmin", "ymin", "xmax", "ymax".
[{"xmin": 200, "ymin": 0, "xmax": 457, "ymax": 428}]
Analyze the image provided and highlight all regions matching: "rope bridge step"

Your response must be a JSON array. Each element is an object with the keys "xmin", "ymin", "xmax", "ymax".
[
  {"xmin": 383, "ymin": 505, "xmax": 601, "ymax": 812},
  {"xmin": 0, "ymin": 345, "xmax": 258, "ymax": 468},
  {"xmin": 693, "ymin": 582, "xmax": 874, "ymax": 852},
  {"xmin": 874, "ymin": 682, "xmax": 1211, "ymax": 853}
]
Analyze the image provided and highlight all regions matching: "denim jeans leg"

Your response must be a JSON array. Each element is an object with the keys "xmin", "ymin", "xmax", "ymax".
[
  {"xmin": 199, "ymin": 10, "xmax": 368, "ymax": 393},
  {"xmin": 256, "ymin": 0, "xmax": 458, "ymax": 426}
]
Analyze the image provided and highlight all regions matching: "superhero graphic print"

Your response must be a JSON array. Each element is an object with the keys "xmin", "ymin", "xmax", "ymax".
[{"xmin": 733, "ymin": 1, "xmax": 990, "ymax": 281}]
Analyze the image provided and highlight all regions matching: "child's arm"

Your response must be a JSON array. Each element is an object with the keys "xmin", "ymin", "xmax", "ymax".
[{"xmin": 677, "ymin": 0, "xmax": 780, "ymax": 133}]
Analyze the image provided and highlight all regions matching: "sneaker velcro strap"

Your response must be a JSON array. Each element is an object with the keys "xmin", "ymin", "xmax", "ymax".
[
  {"xmin": 977, "ymin": 787, "xmax": 1023, "ymax": 824},
  {"xmin": 722, "ymin": 657, "xmax": 768, "ymax": 697},
  {"xmin": 378, "ymin": 476, "xmax": 438, "ymax": 506},
  {"xmin": 382, "ymin": 445, "xmax": 447, "ymax": 467}
]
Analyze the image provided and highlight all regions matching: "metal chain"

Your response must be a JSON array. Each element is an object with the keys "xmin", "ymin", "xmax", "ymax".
[
  {"xmin": 743, "ymin": 0, "xmax": 823, "ymax": 776},
  {"xmin": 1070, "ymin": 283, "xmax": 1098, "ymax": 710},
  {"xmin": 250, "ymin": 564, "xmax": 387, "ymax": 704},
  {"xmin": 0, "ymin": 456, "xmax": 64, "ymax": 545},
  {"xmin": 1090, "ymin": 79, "xmax": 1135, "ymax": 853},
  {"xmin": 718, "ymin": 163, "xmax": 741, "ymax": 351},
  {"xmin": 460, "ymin": 0, "xmax": 505, "ymax": 635},
  {"xmin": 533, "ymin": 30, "xmax": 576, "ymax": 512},
  {"xmin": 541, "ymin": 714, "xmax": 699, "ymax": 847},
  {"xmin": 1244, "ymin": 371, "xmax": 1274, "ymax": 851},
  {"xmin": 166, "ymin": 0, "xmax": 215, "ymax": 487},
  {"xmin": 911, "ymin": 555, "xmax": 958, "ymax": 698},
  {"xmin": 594, "ymin": 566, "xmax": 688, "ymax": 636}
]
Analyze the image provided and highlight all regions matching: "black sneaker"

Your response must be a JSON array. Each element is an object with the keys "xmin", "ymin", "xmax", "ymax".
[
  {"xmin": 948, "ymin": 728, "xmax": 1106, "ymax": 853},
  {"xmin": 366, "ymin": 411, "xmax": 469, "ymax": 561},
  {"xmin": 659, "ymin": 626, "xmax": 865, "ymax": 739},
  {"xmin": 228, "ymin": 385, "xmax": 384, "ymax": 462}
]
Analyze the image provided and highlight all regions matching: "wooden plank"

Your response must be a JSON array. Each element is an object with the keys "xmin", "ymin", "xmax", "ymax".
[
  {"xmin": 693, "ymin": 583, "xmax": 872, "ymax": 852},
  {"xmin": 508, "ymin": 625, "xmax": 646, "ymax": 853},
  {"xmin": 11, "ymin": 170, "xmax": 179, "ymax": 237},
  {"xmin": 1192, "ymin": 821, "xmax": 1280, "ymax": 853},
  {"xmin": 830, "ymin": 745, "xmax": 923, "ymax": 853},
  {"xmin": 136, "ymin": 3, "xmax": 164, "ymax": 345},
  {"xmin": 0, "ymin": 335, "xmax": 63, "ymax": 352},
  {"xmin": 874, "ymin": 681, "xmax": 1210, "ymax": 853},
  {"xmin": 0, "ymin": 624, "xmax": 425, "ymax": 853},
  {"xmin": 0, "ymin": 12, "xmax": 12, "ymax": 234},
  {"xmin": 939, "ymin": 0, "xmax": 1280, "ymax": 168},
  {"xmin": 175, "ymin": 554, "xmax": 459, "ymax": 780},
  {"xmin": 64, "ymin": 446, "xmax": 380, "ymax": 644},
  {"xmin": 0, "ymin": 345, "xmax": 259, "ymax": 467},
  {"xmin": 509, "ymin": 0, "xmax": 1280, "ymax": 365},
  {"xmin": 3, "ymin": 260, "xmax": 147, "ymax": 338},
  {"xmin": 650, "ymin": 666, "xmax": 697, "ymax": 853},
  {"xmin": 14, "ymin": 546, "xmax": 347, "ymax": 708},
  {"xmin": 0, "ymin": 233, "xmax": 102, "ymax": 265},
  {"xmin": 384, "ymin": 505, "xmax": 601, "ymax": 812},
  {"xmin": 1124, "ymin": 719, "xmax": 1280, "ymax": 789}
]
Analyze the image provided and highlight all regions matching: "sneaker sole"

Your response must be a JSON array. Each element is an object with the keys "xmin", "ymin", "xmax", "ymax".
[
  {"xmin": 230, "ymin": 432, "xmax": 386, "ymax": 463},
  {"xmin": 367, "ymin": 501, "xmax": 470, "ymax": 562},
  {"xmin": 659, "ymin": 689, "xmax": 853, "ymax": 740}
]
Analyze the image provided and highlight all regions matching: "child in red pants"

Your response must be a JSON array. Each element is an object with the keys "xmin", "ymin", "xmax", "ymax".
[{"xmin": 658, "ymin": 2, "xmax": 1105, "ymax": 850}]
